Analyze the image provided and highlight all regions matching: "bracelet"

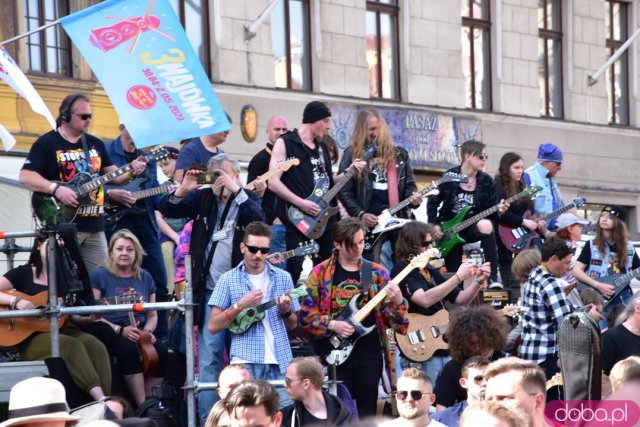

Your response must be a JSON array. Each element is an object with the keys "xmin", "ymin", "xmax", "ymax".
[
  {"xmin": 117, "ymin": 326, "xmax": 124, "ymax": 336},
  {"xmin": 10, "ymin": 296, "xmax": 22, "ymax": 310},
  {"xmin": 593, "ymin": 282, "xmax": 599, "ymax": 289},
  {"xmin": 454, "ymin": 273, "xmax": 462, "ymax": 284},
  {"xmin": 473, "ymin": 278, "xmax": 484, "ymax": 289},
  {"xmin": 50, "ymin": 182, "xmax": 60, "ymax": 196},
  {"xmin": 329, "ymin": 320, "xmax": 336, "ymax": 331},
  {"xmin": 128, "ymin": 171, "xmax": 136, "ymax": 180},
  {"xmin": 279, "ymin": 310, "xmax": 292, "ymax": 319}
]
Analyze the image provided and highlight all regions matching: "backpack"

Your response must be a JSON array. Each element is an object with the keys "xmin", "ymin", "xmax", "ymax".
[
  {"xmin": 136, "ymin": 384, "xmax": 183, "ymax": 427},
  {"xmin": 558, "ymin": 312, "xmax": 602, "ymax": 400}
]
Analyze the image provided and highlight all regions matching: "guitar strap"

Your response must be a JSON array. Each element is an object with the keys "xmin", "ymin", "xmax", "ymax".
[
  {"xmin": 79, "ymin": 134, "xmax": 93, "ymax": 174},
  {"xmin": 201, "ymin": 192, "xmax": 236, "ymax": 283},
  {"xmin": 361, "ymin": 258, "xmax": 373, "ymax": 296}
]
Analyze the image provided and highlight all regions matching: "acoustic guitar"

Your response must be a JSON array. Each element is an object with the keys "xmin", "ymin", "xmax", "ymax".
[{"xmin": 395, "ymin": 304, "xmax": 528, "ymax": 362}]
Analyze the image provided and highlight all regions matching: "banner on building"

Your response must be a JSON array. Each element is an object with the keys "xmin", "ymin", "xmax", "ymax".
[
  {"xmin": 60, "ymin": 0, "xmax": 230, "ymax": 148},
  {"xmin": 329, "ymin": 104, "xmax": 482, "ymax": 170},
  {"xmin": 0, "ymin": 47, "xmax": 56, "ymax": 138}
]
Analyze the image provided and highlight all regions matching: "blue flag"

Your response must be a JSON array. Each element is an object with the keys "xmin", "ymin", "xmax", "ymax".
[{"xmin": 61, "ymin": 0, "xmax": 230, "ymax": 148}]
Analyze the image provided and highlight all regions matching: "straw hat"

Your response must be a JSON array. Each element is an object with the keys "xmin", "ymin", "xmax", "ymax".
[{"xmin": 0, "ymin": 377, "xmax": 80, "ymax": 426}]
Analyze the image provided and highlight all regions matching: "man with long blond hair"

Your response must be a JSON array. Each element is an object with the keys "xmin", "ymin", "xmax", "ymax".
[{"xmin": 338, "ymin": 108, "xmax": 422, "ymax": 264}]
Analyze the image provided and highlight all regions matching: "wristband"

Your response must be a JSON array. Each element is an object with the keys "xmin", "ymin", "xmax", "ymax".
[
  {"xmin": 473, "ymin": 278, "xmax": 484, "ymax": 289},
  {"xmin": 329, "ymin": 320, "xmax": 336, "ymax": 331},
  {"xmin": 280, "ymin": 310, "xmax": 292, "ymax": 319},
  {"xmin": 116, "ymin": 325, "xmax": 123, "ymax": 336}
]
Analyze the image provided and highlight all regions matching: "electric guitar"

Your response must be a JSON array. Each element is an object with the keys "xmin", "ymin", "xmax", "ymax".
[
  {"xmin": 266, "ymin": 241, "xmax": 320, "ymax": 264},
  {"xmin": 599, "ymin": 266, "xmax": 640, "ymax": 310},
  {"xmin": 229, "ymin": 285, "xmax": 309, "ymax": 334},
  {"xmin": 395, "ymin": 304, "xmax": 528, "ymax": 362},
  {"xmin": 104, "ymin": 181, "xmax": 175, "ymax": 226},
  {"xmin": 196, "ymin": 157, "xmax": 300, "ymax": 187},
  {"xmin": 436, "ymin": 186, "xmax": 542, "ymax": 258},
  {"xmin": 0, "ymin": 290, "xmax": 141, "ymax": 347},
  {"xmin": 498, "ymin": 197, "xmax": 586, "ymax": 253},
  {"xmin": 363, "ymin": 172, "xmax": 467, "ymax": 250},
  {"xmin": 316, "ymin": 248, "xmax": 439, "ymax": 366},
  {"xmin": 288, "ymin": 144, "xmax": 377, "ymax": 239},
  {"xmin": 31, "ymin": 147, "xmax": 170, "ymax": 223}
]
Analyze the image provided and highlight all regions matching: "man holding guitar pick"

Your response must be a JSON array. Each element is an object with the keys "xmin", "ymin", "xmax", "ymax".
[
  {"xmin": 20, "ymin": 93, "xmax": 147, "ymax": 273},
  {"xmin": 427, "ymin": 140, "xmax": 508, "ymax": 283},
  {"xmin": 299, "ymin": 217, "xmax": 408, "ymax": 418},
  {"xmin": 208, "ymin": 221, "xmax": 299, "ymax": 408}
]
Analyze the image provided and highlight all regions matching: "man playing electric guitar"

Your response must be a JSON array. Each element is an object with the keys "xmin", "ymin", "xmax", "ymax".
[
  {"xmin": 208, "ymin": 221, "xmax": 299, "ymax": 408},
  {"xmin": 427, "ymin": 140, "xmax": 508, "ymax": 283},
  {"xmin": 20, "ymin": 93, "xmax": 147, "ymax": 273},
  {"xmin": 393, "ymin": 221, "xmax": 491, "ymax": 387},
  {"xmin": 298, "ymin": 217, "xmax": 408, "ymax": 418},
  {"xmin": 268, "ymin": 101, "xmax": 365, "ymax": 284}
]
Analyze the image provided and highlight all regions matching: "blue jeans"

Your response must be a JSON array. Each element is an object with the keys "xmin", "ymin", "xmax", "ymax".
[
  {"xmin": 198, "ymin": 290, "xmax": 228, "ymax": 424},
  {"xmin": 244, "ymin": 363, "xmax": 292, "ymax": 408},
  {"xmin": 270, "ymin": 223, "xmax": 287, "ymax": 270},
  {"xmin": 401, "ymin": 354, "xmax": 451, "ymax": 389}
]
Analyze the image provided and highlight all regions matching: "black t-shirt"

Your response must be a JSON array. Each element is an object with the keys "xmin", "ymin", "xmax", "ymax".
[
  {"xmin": 3, "ymin": 264, "xmax": 46, "ymax": 296},
  {"xmin": 452, "ymin": 188, "xmax": 474, "ymax": 216},
  {"xmin": 368, "ymin": 167, "xmax": 389, "ymax": 216},
  {"xmin": 331, "ymin": 262, "xmax": 381, "ymax": 361},
  {"xmin": 22, "ymin": 130, "xmax": 113, "ymax": 232},
  {"xmin": 298, "ymin": 404, "xmax": 325, "ymax": 426},
  {"xmin": 602, "ymin": 323, "xmax": 640, "ymax": 374},
  {"xmin": 577, "ymin": 242, "xmax": 640, "ymax": 274},
  {"xmin": 247, "ymin": 145, "xmax": 286, "ymax": 224},
  {"xmin": 392, "ymin": 263, "xmax": 459, "ymax": 317}
]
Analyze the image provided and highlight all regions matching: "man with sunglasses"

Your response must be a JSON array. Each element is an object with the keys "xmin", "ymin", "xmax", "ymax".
[
  {"xmin": 427, "ymin": 140, "xmax": 507, "ymax": 283},
  {"xmin": 523, "ymin": 143, "xmax": 564, "ymax": 230},
  {"xmin": 208, "ymin": 221, "xmax": 299, "ymax": 408},
  {"xmin": 382, "ymin": 367, "xmax": 446, "ymax": 427},
  {"xmin": 432, "ymin": 356, "xmax": 489, "ymax": 427},
  {"xmin": 20, "ymin": 93, "xmax": 147, "ymax": 273},
  {"xmin": 159, "ymin": 154, "xmax": 265, "ymax": 424},
  {"xmin": 247, "ymin": 116, "xmax": 290, "ymax": 269}
]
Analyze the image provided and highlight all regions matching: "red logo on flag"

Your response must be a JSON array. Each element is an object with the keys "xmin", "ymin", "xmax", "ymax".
[{"xmin": 127, "ymin": 85, "xmax": 157, "ymax": 110}]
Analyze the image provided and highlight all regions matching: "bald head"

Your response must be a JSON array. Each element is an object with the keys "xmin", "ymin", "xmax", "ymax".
[{"xmin": 267, "ymin": 116, "xmax": 288, "ymax": 144}]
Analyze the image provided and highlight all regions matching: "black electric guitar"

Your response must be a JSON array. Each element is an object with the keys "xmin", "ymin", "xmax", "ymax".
[
  {"xmin": 599, "ymin": 266, "xmax": 640, "ymax": 310},
  {"xmin": 363, "ymin": 172, "xmax": 467, "ymax": 250},
  {"xmin": 104, "ymin": 180, "xmax": 175, "ymax": 226},
  {"xmin": 31, "ymin": 147, "xmax": 170, "ymax": 223},
  {"xmin": 288, "ymin": 144, "xmax": 377, "ymax": 239},
  {"xmin": 316, "ymin": 248, "xmax": 439, "ymax": 366}
]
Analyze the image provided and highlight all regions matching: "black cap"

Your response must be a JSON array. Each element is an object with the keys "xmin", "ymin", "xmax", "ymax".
[
  {"xmin": 302, "ymin": 101, "xmax": 331, "ymax": 124},
  {"xmin": 602, "ymin": 205, "xmax": 626, "ymax": 222}
]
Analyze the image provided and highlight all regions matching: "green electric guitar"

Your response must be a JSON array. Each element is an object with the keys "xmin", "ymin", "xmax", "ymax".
[
  {"xmin": 436, "ymin": 186, "xmax": 542, "ymax": 258},
  {"xmin": 229, "ymin": 285, "xmax": 308, "ymax": 334}
]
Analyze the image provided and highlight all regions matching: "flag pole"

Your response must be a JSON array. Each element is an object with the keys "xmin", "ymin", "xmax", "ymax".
[{"xmin": 0, "ymin": 19, "xmax": 61, "ymax": 47}]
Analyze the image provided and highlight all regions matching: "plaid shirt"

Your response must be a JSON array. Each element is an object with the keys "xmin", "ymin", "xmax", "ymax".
[
  {"xmin": 208, "ymin": 261, "xmax": 300, "ymax": 374},
  {"xmin": 520, "ymin": 265, "xmax": 578, "ymax": 363}
]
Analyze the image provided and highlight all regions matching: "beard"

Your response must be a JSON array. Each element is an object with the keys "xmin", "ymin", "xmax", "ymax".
[{"xmin": 398, "ymin": 404, "xmax": 426, "ymax": 420}]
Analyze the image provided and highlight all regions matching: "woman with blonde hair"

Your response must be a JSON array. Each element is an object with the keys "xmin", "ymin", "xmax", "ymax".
[
  {"xmin": 87, "ymin": 229, "xmax": 169, "ymax": 408},
  {"xmin": 338, "ymin": 108, "xmax": 422, "ymax": 264}
]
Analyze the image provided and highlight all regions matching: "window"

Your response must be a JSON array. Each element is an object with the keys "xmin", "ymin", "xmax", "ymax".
[
  {"xmin": 271, "ymin": 0, "xmax": 311, "ymax": 90},
  {"xmin": 24, "ymin": 0, "xmax": 72, "ymax": 76},
  {"xmin": 605, "ymin": 0, "xmax": 629, "ymax": 125},
  {"xmin": 461, "ymin": 0, "xmax": 492, "ymax": 110},
  {"xmin": 366, "ymin": 1, "xmax": 400, "ymax": 99},
  {"xmin": 169, "ymin": 0, "xmax": 210, "ymax": 78},
  {"xmin": 538, "ymin": 0, "xmax": 563, "ymax": 118}
]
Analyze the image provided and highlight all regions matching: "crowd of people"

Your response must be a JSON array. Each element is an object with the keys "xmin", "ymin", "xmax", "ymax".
[{"xmin": 2, "ymin": 92, "xmax": 640, "ymax": 426}]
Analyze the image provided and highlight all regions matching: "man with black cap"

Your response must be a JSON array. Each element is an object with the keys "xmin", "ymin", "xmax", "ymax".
[
  {"xmin": 269, "ymin": 101, "xmax": 362, "ymax": 283},
  {"xmin": 524, "ymin": 143, "xmax": 565, "ymax": 228}
]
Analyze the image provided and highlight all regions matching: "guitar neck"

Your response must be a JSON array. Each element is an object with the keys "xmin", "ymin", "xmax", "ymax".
[
  {"xmin": 130, "ymin": 184, "xmax": 173, "ymax": 200},
  {"xmin": 352, "ymin": 262, "xmax": 414, "ymax": 324},
  {"xmin": 245, "ymin": 169, "xmax": 279, "ymax": 191},
  {"xmin": 615, "ymin": 266, "xmax": 640, "ymax": 287},
  {"xmin": 255, "ymin": 298, "xmax": 278, "ymax": 314},
  {"xmin": 451, "ymin": 190, "xmax": 530, "ymax": 234},
  {"xmin": 77, "ymin": 153, "xmax": 152, "ymax": 196},
  {"xmin": 537, "ymin": 202, "xmax": 577, "ymax": 224},
  {"xmin": 322, "ymin": 165, "xmax": 357, "ymax": 203}
]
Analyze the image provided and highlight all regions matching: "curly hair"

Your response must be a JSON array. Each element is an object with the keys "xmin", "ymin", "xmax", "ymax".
[{"xmin": 448, "ymin": 305, "xmax": 509, "ymax": 363}]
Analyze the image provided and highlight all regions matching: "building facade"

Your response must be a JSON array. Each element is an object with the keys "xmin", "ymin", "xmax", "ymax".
[{"xmin": 1, "ymin": 0, "xmax": 639, "ymax": 235}]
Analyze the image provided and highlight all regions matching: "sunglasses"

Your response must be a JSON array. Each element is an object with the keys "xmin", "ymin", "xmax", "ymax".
[
  {"xmin": 396, "ymin": 390, "xmax": 430, "ymax": 401},
  {"xmin": 422, "ymin": 240, "xmax": 434, "ymax": 247},
  {"xmin": 245, "ymin": 245, "xmax": 270, "ymax": 254},
  {"xmin": 74, "ymin": 113, "xmax": 92, "ymax": 120},
  {"xmin": 284, "ymin": 377, "xmax": 303, "ymax": 386},
  {"xmin": 477, "ymin": 154, "xmax": 489, "ymax": 160},
  {"xmin": 473, "ymin": 375, "xmax": 485, "ymax": 383}
]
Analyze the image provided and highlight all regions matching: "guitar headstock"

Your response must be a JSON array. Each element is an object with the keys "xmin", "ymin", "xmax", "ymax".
[
  {"xmin": 525, "ymin": 185, "xmax": 543, "ymax": 197},
  {"xmin": 295, "ymin": 241, "xmax": 320, "ymax": 257},
  {"xmin": 500, "ymin": 304, "xmax": 529, "ymax": 317},
  {"xmin": 409, "ymin": 248, "xmax": 441, "ymax": 269},
  {"xmin": 573, "ymin": 197, "xmax": 586, "ymax": 208},
  {"xmin": 289, "ymin": 284, "xmax": 310, "ymax": 300},
  {"xmin": 276, "ymin": 157, "xmax": 300, "ymax": 172},
  {"xmin": 100, "ymin": 289, "xmax": 143, "ymax": 305},
  {"xmin": 147, "ymin": 147, "xmax": 171, "ymax": 162},
  {"xmin": 439, "ymin": 172, "xmax": 468, "ymax": 184},
  {"xmin": 362, "ymin": 143, "xmax": 378, "ymax": 161}
]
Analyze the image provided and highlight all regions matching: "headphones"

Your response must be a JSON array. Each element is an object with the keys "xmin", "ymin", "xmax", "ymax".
[{"xmin": 60, "ymin": 93, "xmax": 85, "ymax": 123}]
